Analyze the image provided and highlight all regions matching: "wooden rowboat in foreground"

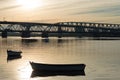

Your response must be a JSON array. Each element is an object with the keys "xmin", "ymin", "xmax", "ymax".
[{"xmin": 30, "ymin": 61, "xmax": 86, "ymax": 71}]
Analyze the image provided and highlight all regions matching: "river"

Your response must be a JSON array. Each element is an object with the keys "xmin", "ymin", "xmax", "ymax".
[{"xmin": 0, "ymin": 37, "xmax": 120, "ymax": 80}]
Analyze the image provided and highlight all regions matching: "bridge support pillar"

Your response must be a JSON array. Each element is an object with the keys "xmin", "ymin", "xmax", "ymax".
[
  {"xmin": 75, "ymin": 27, "xmax": 84, "ymax": 37},
  {"xmin": 58, "ymin": 33, "xmax": 62, "ymax": 38},
  {"xmin": 41, "ymin": 32, "xmax": 48, "ymax": 38},
  {"xmin": 21, "ymin": 31, "xmax": 31, "ymax": 38},
  {"xmin": 58, "ymin": 26, "xmax": 62, "ymax": 38},
  {"xmin": 2, "ymin": 31, "xmax": 7, "ymax": 38}
]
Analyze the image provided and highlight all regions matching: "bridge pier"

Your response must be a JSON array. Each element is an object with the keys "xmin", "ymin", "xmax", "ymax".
[
  {"xmin": 58, "ymin": 26, "xmax": 62, "ymax": 38},
  {"xmin": 2, "ymin": 31, "xmax": 7, "ymax": 38},
  {"xmin": 41, "ymin": 32, "xmax": 48, "ymax": 38},
  {"xmin": 58, "ymin": 33, "xmax": 62, "ymax": 38},
  {"xmin": 21, "ymin": 31, "xmax": 31, "ymax": 38},
  {"xmin": 75, "ymin": 27, "xmax": 84, "ymax": 37}
]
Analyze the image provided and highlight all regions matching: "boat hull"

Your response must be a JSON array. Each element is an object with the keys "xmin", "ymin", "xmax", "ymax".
[
  {"xmin": 30, "ymin": 62, "xmax": 86, "ymax": 71},
  {"xmin": 7, "ymin": 50, "xmax": 22, "ymax": 57},
  {"xmin": 31, "ymin": 70, "xmax": 85, "ymax": 77}
]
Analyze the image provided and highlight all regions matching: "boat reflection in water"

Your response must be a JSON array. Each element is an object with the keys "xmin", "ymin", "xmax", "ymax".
[
  {"xmin": 30, "ymin": 62, "xmax": 86, "ymax": 77},
  {"xmin": 7, "ymin": 55, "xmax": 22, "ymax": 62}
]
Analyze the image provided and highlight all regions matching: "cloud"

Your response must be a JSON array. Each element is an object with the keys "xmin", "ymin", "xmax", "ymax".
[
  {"xmin": 0, "ymin": 5, "xmax": 21, "ymax": 11},
  {"xmin": 42, "ymin": 0, "xmax": 120, "ymax": 16},
  {"xmin": 74, "ymin": 5, "xmax": 120, "ymax": 16}
]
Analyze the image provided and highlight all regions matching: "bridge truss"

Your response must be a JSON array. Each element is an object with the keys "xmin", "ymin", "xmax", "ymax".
[{"xmin": 0, "ymin": 21, "xmax": 120, "ymax": 38}]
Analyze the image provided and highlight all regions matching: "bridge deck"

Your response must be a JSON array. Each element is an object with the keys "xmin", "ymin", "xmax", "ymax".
[{"xmin": 0, "ymin": 21, "xmax": 120, "ymax": 38}]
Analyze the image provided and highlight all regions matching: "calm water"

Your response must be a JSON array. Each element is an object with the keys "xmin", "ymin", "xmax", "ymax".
[{"xmin": 0, "ymin": 37, "xmax": 120, "ymax": 80}]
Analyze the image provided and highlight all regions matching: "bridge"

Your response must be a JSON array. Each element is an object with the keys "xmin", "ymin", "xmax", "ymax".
[{"xmin": 0, "ymin": 21, "xmax": 120, "ymax": 38}]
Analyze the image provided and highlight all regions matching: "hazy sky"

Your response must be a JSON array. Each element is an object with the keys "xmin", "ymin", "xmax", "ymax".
[{"xmin": 0, "ymin": 0, "xmax": 120, "ymax": 23}]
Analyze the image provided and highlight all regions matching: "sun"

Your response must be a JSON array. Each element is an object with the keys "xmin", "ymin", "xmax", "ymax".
[{"xmin": 17, "ymin": 0, "xmax": 43, "ymax": 9}]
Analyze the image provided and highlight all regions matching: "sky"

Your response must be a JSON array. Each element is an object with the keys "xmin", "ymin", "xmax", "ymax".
[{"xmin": 0, "ymin": 0, "xmax": 120, "ymax": 23}]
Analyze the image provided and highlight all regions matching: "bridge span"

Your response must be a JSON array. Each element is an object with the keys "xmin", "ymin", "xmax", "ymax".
[{"xmin": 0, "ymin": 21, "xmax": 120, "ymax": 38}]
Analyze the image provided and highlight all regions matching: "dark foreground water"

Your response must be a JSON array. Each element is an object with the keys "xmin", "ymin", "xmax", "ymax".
[{"xmin": 0, "ymin": 37, "xmax": 120, "ymax": 80}]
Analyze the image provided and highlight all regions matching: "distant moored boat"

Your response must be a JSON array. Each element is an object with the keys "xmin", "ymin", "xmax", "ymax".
[{"xmin": 7, "ymin": 50, "xmax": 22, "ymax": 57}]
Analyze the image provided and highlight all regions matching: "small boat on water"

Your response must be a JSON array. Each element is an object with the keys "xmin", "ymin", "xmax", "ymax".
[
  {"xmin": 30, "ymin": 62, "xmax": 86, "ymax": 71},
  {"xmin": 7, "ymin": 50, "xmax": 22, "ymax": 57}
]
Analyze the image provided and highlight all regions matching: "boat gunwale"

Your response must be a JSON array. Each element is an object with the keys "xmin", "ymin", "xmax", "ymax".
[{"xmin": 29, "ymin": 61, "xmax": 86, "ymax": 66}]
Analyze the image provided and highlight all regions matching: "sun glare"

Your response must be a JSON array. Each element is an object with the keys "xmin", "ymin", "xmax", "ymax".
[
  {"xmin": 17, "ymin": 0, "xmax": 43, "ymax": 9},
  {"xmin": 18, "ymin": 64, "xmax": 32, "ymax": 79}
]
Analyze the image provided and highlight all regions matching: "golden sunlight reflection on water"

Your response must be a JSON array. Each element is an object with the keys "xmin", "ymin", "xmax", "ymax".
[{"xmin": 17, "ymin": 62, "xmax": 32, "ymax": 80}]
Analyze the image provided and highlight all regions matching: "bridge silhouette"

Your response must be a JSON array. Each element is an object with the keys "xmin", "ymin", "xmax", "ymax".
[{"xmin": 0, "ymin": 21, "xmax": 120, "ymax": 38}]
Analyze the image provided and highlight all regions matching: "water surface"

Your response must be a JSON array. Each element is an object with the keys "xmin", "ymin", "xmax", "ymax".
[{"xmin": 0, "ymin": 37, "xmax": 120, "ymax": 80}]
